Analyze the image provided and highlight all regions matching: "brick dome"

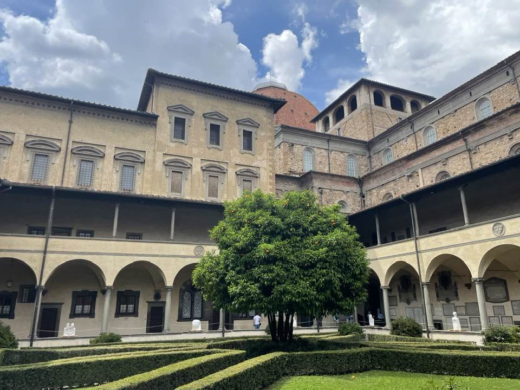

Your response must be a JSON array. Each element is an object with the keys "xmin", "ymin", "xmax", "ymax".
[{"xmin": 253, "ymin": 82, "xmax": 318, "ymax": 131}]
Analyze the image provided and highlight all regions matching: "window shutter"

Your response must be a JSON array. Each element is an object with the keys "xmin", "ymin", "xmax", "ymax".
[
  {"xmin": 170, "ymin": 171, "xmax": 183, "ymax": 194},
  {"xmin": 209, "ymin": 124, "xmax": 220, "ymax": 146},
  {"xmin": 243, "ymin": 130, "xmax": 253, "ymax": 151},
  {"xmin": 77, "ymin": 160, "xmax": 94, "ymax": 187},
  {"xmin": 208, "ymin": 175, "xmax": 219, "ymax": 198},
  {"xmin": 120, "ymin": 165, "xmax": 136, "ymax": 192},
  {"xmin": 31, "ymin": 154, "xmax": 49, "ymax": 181},
  {"xmin": 173, "ymin": 117, "xmax": 186, "ymax": 140}
]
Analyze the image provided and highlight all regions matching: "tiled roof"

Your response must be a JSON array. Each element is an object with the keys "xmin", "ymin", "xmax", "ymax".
[{"xmin": 254, "ymin": 86, "xmax": 319, "ymax": 131}]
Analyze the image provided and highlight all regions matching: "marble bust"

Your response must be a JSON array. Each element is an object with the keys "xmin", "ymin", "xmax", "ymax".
[
  {"xmin": 452, "ymin": 312, "xmax": 461, "ymax": 331},
  {"xmin": 368, "ymin": 313, "xmax": 375, "ymax": 327}
]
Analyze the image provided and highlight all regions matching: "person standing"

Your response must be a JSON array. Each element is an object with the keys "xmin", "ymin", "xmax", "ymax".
[{"xmin": 253, "ymin": 313, "xmax": 261, "ymax": 330}]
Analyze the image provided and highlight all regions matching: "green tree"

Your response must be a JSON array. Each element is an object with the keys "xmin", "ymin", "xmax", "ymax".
[{"xmin": 193, "ymin": 190, "xmax": 369, "ymax": 342}]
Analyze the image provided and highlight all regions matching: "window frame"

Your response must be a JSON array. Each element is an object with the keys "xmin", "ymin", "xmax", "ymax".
[
  {"xmin": 410, "ymin": 100, "xmax": 421, "ymax": 113},
  {"xmin": 76, "ymin": 230, "xmax": 95, "ymax": 238},
  {"xmin": 30, "ymin": 152, "xmax": 51, "ymax": 183},
  {"xmin": 322, "ymin": 117, "xmax": 330, "ymax": 132},
  {"xmin": 178, "ymin": 281, "xmax": 204, "ymax": 321},
  {"xmin": 163, "ymin": 158, "xmax": 192, "ymax": 198},
  {"xmin": 76, "ymin": 158, "xmax": 96, "ymax": 188},
  {"xmin": 204, "ymin": 112, "xmax": 228, "ymax": 150},
  {"xmin": 346, "ymin": 154, "xmax": 358, "ymax": 177},
  {"xmin": 390, "ymin": 95, "xmax": 406, "ymax": 112},
  {"xmin": 373, "ymin": 90, "xmax": 385, "ymax": 107},
  {"xmin": 0, "ymin": 134, "xmax": 13, "ymax": 175},
  {"xmin": 333, "ymin": 105, "xmax": 345, "ymax": 124},
  {"xmin": 71, "ymin": 145, "xmax": 104, "ymax": 189},
  {"xmin": 18, "ymin": 285, "xmax": 36, "ymax": 303},
  {"xmin": 27, "ymin": 226, "xmax": 46, "ymax": 235},
  {"xmin": 51, "ymin": 227, "xmax": 73, "ymax": 237},
  {"xmin": 202, "ymin": 163, "xmax": 227, "ymax": 201},
  {"xmin": 348, "ymin": 95, "xmax": 358, "ymax": 113},
  {"xmin": 114, "ymin": 151, "xmax": 145, "ymax": 193},
  {"xmin": 167, "ymin": 104, "xmax": 195, "ymax": 144},
  {"xmin": 237, "ymin": 118, "xmax": 260, "ymax": 155},
  {"xmin": 509, "ymin": 143, "xmax": 520, "ymax": 156},
  {"xmin": 236, "ymin": 168, "xmax": 260, "ymax": 196},
  {"xmin": 24, "ymin": 139, "xmax": 61, "ymax": 184},
  {"xmin": 382, "ymin": 192, "xmax": 394, "ymax": 202},
  {"xmin": 115, "ymin": 290, "xmax": 140, "ymax": 317},
  {"xmin": 382, "ymin": 148, "xmax": 394, "ymax": 165},
  {"xmin": 126, "ymin": 232, "xmax": 143, "ymax": 240},
  {"xmin": 303, "ymin": 147, "xmax": 315, "ymax": 172},
  {"xmin": 435, "ymin": 171, "xmax": 451, "ymax": 183},
  {"xmin": 119, "ymin": 163, "xmax": 137, "ymax": 192},
  {"xmin": 70, "ymin": 290, "xmax": 97, "ymax": 319},
  {"xmin": 338, "ymin": 201, "xmax": 349, "ymax": 214},
  {"xmin": 423, "ymin": 126, "xmax": 437, "ymax": 147},
  {"xmin": 0, "ymin": 291, "xmax": 17, "ymax": 319},
  {"xmin": 475, "ymin": 96, "xmax": 494, "ymax": 121}
]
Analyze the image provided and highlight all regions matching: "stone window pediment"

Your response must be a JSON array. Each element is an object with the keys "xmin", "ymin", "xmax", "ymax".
[
  {"xmin": 25, "ymin": 139, "xmax": 61, "ymax": 152},
  {"xmin": 114, "ymin": 151, "xmax": 145, "ymax": 163},
  {"xmin": 236, "ymin": 168, "xmax": 259, "ymax": 195},
  {"xmin": 203, "ymin": 111, "xmax": 229, "ymax": 122},
  {"xmin": 164, "ymin": 158, "xmax": 192, "ymax": 169},
  {"xmin": 236, "ymin": 118, "xmax": 260, "ymax": 128},
  {"xmin": 235, "ymin": 168, "xmax": 260, "ymax": 178},
  {"xmin": 0, "ymin": 134, "xmax": 13, "ymax": 146},
  {"xmin": 71, "ymin": 145, "xmax": 105, "ymax": 158},
  {"xmin": 201, "ymin": 163, "xmax": 227, "ymax": 174},
  {"xmin": 167, "ymin": 104, "xmax": 195, "ymax": 116}
]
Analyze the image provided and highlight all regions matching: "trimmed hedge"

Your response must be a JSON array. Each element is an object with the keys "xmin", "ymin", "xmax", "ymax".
[
  {"xmin": 361, "ymin": 341, "xmax": 484, "ymax": 351},
  {"xmin": 83, "ymin": 351, "xmax": 246, "ymax": 390},
  {"xmin": 367, "ymin": 333, "xmax": 474, "ymax": 344},
  {"xmin": 1, "ymin": 343, "xmax": 205, "ymax": 366},
  {"xmin": 0, "ymin": 348, "xmax": 225, "ymax": 390}
]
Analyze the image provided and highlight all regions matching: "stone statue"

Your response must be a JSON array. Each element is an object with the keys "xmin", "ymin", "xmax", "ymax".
[
  {"xmin": 293, "ymin": 316, "xmax": 297, "ymax": 329},
  {"xmin": 452, "ymin": 312, "xmax": 461, "ymax": 331},
  {"xmin": 368, "ymin": 313, "xmax": 375, "ymax": 327},
  {"xmin": 64, "ymin": 322, "xmax": 76, "ymax": 337},
  {"xmin": 191, "ymin": 319, "xmax": 202, "ymax": 332}
]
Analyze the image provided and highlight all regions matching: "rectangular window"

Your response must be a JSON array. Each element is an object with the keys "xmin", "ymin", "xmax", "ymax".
[
  {"xmin": 170, "ymin": 171, "xmax": 183, "ymax": 194},
  {"xmin": 0, "ymin": 292, "xmax": 16, "ymax": 319},
  {"xmin": 209, "ymin": 124, "xmax": 221, "ymax": 146},
  {"xmin": 173, "ymin": 117, "xmax": 186, "ymax": 140},
  {"xmin": 116, "ymin": 291, "xmax": 140, "ymax": 317},
  {"xmin": 243, "ymin": 130, "xmax": 253, "ymax": 151},
  {"xmin": 31, "ymin": 154, "xmax": 49, "ymax": 182},
  {"xmin": 28, "ymin": 226, "xmax": 45, "ymax": 235},
  {"xmin": 52, "ymin": 227, "xmax": 72, "ymax": 236},
  {"xmin": 19, "ymin": 285, "xmax": 36, "ymax": 303},
  {"xmin": 207, "ymin": 175, "xmax": 219, "ymax": 199},
  {"xmin": 77, "ymin": 230, "xmax": 94, "ymax": 238},
  {"xmin": 120, "ymin": 165, "xmax": 136, "ymax": 192},
  {"xmin": 242, "ymin": 179, "xmax": 253, "ymax": 193},
  {"xmin": 126, "ymin": 233, "xmax": 143, "ymax": 240},
  {"xmin": 71, "ymin": 291, "xmax": 97, "ymax": 318},
  {"xmin": 77, "ymin": 159, "xmax": 94, "ymax": 187}
]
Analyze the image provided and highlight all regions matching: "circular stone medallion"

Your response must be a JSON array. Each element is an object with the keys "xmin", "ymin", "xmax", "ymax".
[
  {"xmin": 194, "ymin": 245, "xmax": 205, "ymax": 256},
  {"xmin": 492, "ymin": 223, "xmax": 505, "ymax": 237}
]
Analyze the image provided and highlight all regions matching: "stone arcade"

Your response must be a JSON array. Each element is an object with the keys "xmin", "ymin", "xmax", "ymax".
[{"xmin": 1, "ymin": 51, "xmax": 520, "ymax": 345}]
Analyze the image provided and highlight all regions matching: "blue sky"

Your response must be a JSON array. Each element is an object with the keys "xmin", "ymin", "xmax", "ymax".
[{"xmin": 0, "ymin": 0, "xmax": 519, "ymax": 111}]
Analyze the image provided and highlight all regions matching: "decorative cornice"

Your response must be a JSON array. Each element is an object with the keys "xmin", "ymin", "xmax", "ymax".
[
  {"xmin": 236, "ymin": 168, "xmax": 260, "ymax": 178},
  {"xmin": 114, "ymin": 151, "xmax": 145, "ymax": 163},
  {"xmin": 0, "ymin": 134, "xmax": 13, "ymax": 146},
  {"xmin": 167, "ymin": 104, "xmax": 195, "ymax": 115},
  {"xmin": 201, "ymin": 163, "xmax": 227, "ymax": 173},
  {"xmin": 203, "ymin": 111, "xmax": 229, "ymax": 122},
  {"xmin": 236, "ymin": 118, "xmax": 260, "ymax": 128},
  {"xmin": 163, "ymin": 158, "xmax": 192, "ymax": 168},
  {"xmin": 24, "ymin": 139, "xmax": 61, "ymax": 152},
  {"xmin": 71, "ymin": 145, "xmax": 105, "ymax": 158}
]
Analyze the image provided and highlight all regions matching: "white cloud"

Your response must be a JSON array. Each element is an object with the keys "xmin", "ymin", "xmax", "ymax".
[
  {"xmin": 260, "ymin": 4, "xmax": 318, "ymax": 91},
  {"xmin": 350, "ymin": 0, "xmax": 520, "ymax": 97},
  {"xmin": 0, "ymin": 0, "xmax": 258, "ymax": 108},
  {"xmin": 325, "ymin": 79, "xmax": 354, "ymax": 104}
]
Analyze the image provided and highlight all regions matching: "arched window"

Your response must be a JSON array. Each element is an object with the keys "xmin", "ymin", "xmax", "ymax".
[
  {"xmin": 373, "ymin": 90, "xmax": 384, "ymax": 107},
  {"xmin": 382, "ymin": 192, "xmax": 393, "ymax": 202},
  {"xmin": 410, "ymin": 100, "xmax": 421, "ymax": 113},
  {"xmin": 323, "ymin": 117, "xmax": 330, "ymax": 132},
  {"xmin": 338, "ymin": 201, "xmax": 349, "ymax": 214},
  {"xmin": 509, "ymin": 143, "xmax": 520, "ymax": 156},
  {"xmin": 423, "ymin": 126, "xmax": 437, "ymax": 146},
  {"xmin": 348, "ymin": 95, "xmax": 358, "ymax": 113},
  {"xmin": 475, "ymin": 97, "xmax": 493, "ymax": 120},
  {"xmin": 346, "ymin": 154, "xmax": 358, "ymax": 177},
  {"xmin": 382, "ymin": 148, "xmax": 393, "ymax": 165},
  {"xmin": 179, "ymin": 281, "xmax": 203, "ymax": 320},
  {"xmin": 303, "ymin": 148, "xmax": 315, "ymax": 172},
  {"xmin": 436, "ymin": 171, "xmax": 450, "ymax": 183},
  {"xmin": 390, "ymin": 95, "xmax": 405, "ymax": 112},
  {"xmin": 333, "ymin": 106, "xmax": 345, "ymax": 124}
]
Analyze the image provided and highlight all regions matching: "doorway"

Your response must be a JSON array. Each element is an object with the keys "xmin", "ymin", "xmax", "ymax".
[
  {"xmin": 38, "ymin": 304, "xmax": 61, "ymax": 338},
  {"xmin": 147, "ymin": 302, "xmax": 165, "ymax": 333}
]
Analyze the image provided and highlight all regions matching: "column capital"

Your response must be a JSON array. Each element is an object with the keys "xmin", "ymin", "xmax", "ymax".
[
  {"xmin": 422, "ymin": 282, "xmax": 432, "ymax": 287},
  {"xmin": 165, "ymin": 286, "xmax": 174, "ymax": 291},
  {"xmin": 380, "ymin": 285, "xmax": 390, "ymax": 290},
  {"xmin": 472, "ymin": 277, "xmax": 485, "ymax": 283}
]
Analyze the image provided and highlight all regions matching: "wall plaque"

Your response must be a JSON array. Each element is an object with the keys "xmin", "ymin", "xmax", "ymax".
[
  {"xmin": 194, "ymin": 246, "xmax": 205, "ymax": 257},
  {"xmin": 484, "ymin": 277, "xmax": 509, "ymax": 303},
  {"xmin": 501, "ymin": 316, "xmax": 513, "ymax": 326},
  {"xmin": 492, "ymin": 222, "xmax": 505, "ymax": 237},
  {"xmin": 443, "ymin": 303, "xmax": 455, "ymax": 316},
  {"xmin": 455, "ymin": 306, "xmax": 466, "ymax": 316},
  {"xmin": 469, "ymin": 317, "xmax": 481, "ymax": 331},
  {"xmin": 493, "ymin": 305, "xmax": 506, "ymax": 316},
  {"xmin": 465, "ymin": 302, "xmax": 480, "ymax": 316},
  {"xmin": 459, "ymin": 318, "xmax": 469, "ymax": 330},
  {"xmin": 388, "ymin": 296, "xmax": 398, "ymax": 306},
  {"xmin": 489, "ymin": 316, "xmax": 501, "ymax": 326},
  {"xmin": 511, "ymin": 300, "xmax": 520, "ymax": 315}
]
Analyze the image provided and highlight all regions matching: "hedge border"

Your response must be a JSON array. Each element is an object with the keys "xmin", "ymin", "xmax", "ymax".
[
  {"xmin": 83, "ymin": 351, "xmax": 246, "ymax": 390},
  {"xmin": 367, "ymin": 334, "xmax": 474, "ymax": 344},
  {"xmin": 0, "ymin": 348, "xmax": 226, "ymax": 390}
]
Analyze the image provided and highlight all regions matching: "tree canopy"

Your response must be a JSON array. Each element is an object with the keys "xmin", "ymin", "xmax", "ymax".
[{"xmin": 193, "ymin": 190, "xmax": 369, "ymax": 341}]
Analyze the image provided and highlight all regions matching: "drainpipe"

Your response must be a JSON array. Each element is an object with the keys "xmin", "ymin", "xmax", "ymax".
[
  {"xmin": 461, "ymin": 132, "xmax": 474, "ymax": 170},
  {"xmin": 30, "ymin": 186, "xmax": 56, "ymax": 346},
  {"xmin": 327, "ymin": 138, "xmax": 331, "ymax": 173},
  {"xmin": 400, "ymin": 195, "xmax": 430, "ymax": 339},
  {"xmin": 410, "ymin": 121, "xmax": 418, "ymax": 151},
  {"xmin": 60, "ymin": 101, "xmax": 74, "ymax": 186},
  {"xmin": 504, "ymin": 60, "xmax": 520, "ymax": 99}
]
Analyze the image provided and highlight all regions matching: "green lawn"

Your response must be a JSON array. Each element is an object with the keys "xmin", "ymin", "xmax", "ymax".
[{"xmin": 270, "ymin": 370, "xmax": 520, "ymax": 389}]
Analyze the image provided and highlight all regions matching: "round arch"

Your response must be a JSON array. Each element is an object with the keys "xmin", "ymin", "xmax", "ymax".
[
  {"xmin": 113, "ymin": 260, "xmax": 167, "ymax": 290},
  {"xmin": 425, "ymin": 254, "xmax": 472, "ymax": 283},
  {"xmin": 384, "ymin": 260, "xmax": 419, "ymax": 286},
  {"xmin": 478, "ymin": 244, "xmax": 520, "ymax": 278},
  {"xmin": 0, "ymin": 257, "xmax": 38, "ymax": 284},
  {"xmin": 333, "ymin": 105, "xmax": 345, "ymax": 124},
  {"xmin": 44, "ymin": 259, "xmax": 106, "ymax": 288}
]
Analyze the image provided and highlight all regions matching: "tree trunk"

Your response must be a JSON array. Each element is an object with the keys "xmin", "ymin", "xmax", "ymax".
[
  {"xmin": 277, "ymin": 311, "xmax": 284, "ymax": 342},
  {"xmin": 268, "ymin": 313, "xmax": 277, "ymax": 342}
]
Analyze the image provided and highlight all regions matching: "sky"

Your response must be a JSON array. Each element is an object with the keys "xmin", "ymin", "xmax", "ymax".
[{"xmin": 0, "ymin": 0, "xmax": 519, "ymax": 111}]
